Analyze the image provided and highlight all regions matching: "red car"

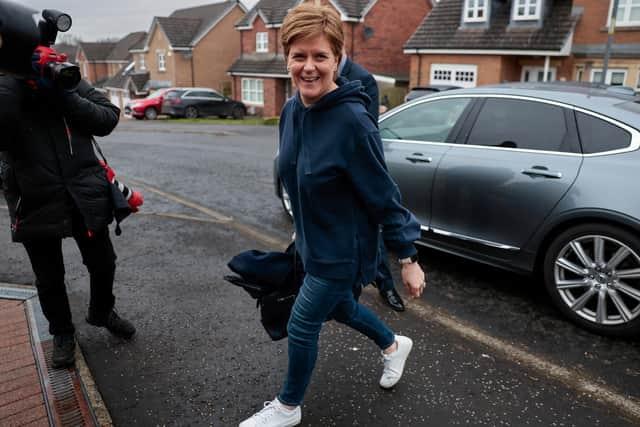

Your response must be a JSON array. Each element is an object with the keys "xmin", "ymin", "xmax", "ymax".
[{"xmin": 124, "ymin": 88, "xmax": 172, "ymax": 120}]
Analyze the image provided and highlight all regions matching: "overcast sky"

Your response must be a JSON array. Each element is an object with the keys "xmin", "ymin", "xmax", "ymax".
[{"xmin": 18, "ymin": 0, "xmax": 258, "ymax": 42}]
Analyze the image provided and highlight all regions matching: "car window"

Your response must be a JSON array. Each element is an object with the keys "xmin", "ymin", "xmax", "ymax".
[
  {"xmin": 185, "ymin": 91, "xmax": 212, "ymax": 98},
  {"xmin": 467, "ymin": 98, "xmax": 573, "ymax": 152},
  {"xmin": 165, "ymin": 90, "xmax": 185, "ymax": 99},
  {"xmin": 575, "ymin": 111, "xmax": 632, "ymax": 154},
  {"xmin": 379, "ymin": 97, "xmax": 472, "ymax": 143}
]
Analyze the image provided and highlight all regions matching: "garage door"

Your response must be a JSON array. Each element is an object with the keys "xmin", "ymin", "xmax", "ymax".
[{"xmin": 430, "ymin": 64, "xmax": 478, "ymax": 88}]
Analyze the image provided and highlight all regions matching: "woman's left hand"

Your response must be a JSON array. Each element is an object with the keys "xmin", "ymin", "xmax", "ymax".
[{"xmin": 401, "ymin": 262, "xmax": 426, "ymax": 299}]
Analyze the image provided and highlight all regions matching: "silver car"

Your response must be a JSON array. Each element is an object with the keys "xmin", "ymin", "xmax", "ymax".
[{"xmin": 275, "ymin": 83, "xmax": 640, "ymax": 337}]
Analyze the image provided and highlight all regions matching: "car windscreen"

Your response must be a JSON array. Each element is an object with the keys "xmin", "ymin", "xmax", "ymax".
[{"xmin": 147, "ymin": 90, "xmax": 165, "ymax": 99}]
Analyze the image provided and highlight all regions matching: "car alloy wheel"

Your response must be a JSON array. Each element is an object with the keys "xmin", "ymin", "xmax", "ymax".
[
  {"xmin": 185, "ymin": 106, "xmax": 198, "ymax": 119},
  {"xmin": 280, "ymin": 183, "xmax": 293, "ymax": 221},
  {"xmin": 544, "ymin": 223, "xmax": 640, "ymax": 336},
  {"xmin": 144, "ymin": 107, "xmax": 158, "ymax": 120}
]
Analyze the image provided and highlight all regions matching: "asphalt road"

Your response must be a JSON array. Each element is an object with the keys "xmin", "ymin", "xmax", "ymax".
[{"xmin": 1, "ymin": 119, "xmax": 639, "ymax": 426}]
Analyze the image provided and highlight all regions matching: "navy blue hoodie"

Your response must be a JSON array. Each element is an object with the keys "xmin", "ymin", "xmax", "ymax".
[{"xmin": 278, "ymin": 78, "xmax": 420, "ymax": 283}]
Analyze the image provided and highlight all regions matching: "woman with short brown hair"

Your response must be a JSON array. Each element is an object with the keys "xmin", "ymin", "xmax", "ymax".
[{"xmin": 240, "ymin": 4, "xmax": 425, "ymax": 426}]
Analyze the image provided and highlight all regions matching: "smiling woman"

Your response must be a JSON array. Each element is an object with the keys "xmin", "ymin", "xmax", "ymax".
[{"xmin": 238, "ymin": 3, "xmax": 425, "ymax": 427}]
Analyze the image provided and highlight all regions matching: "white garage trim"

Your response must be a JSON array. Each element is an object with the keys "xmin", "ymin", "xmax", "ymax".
[{"xmin": 430, "ymin": 64, "xmax": 478, "ymax": 88}]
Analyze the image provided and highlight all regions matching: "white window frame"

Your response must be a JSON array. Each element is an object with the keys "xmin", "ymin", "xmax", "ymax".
[
  {"xmin": 512, "ymin": 0, "xmax": 542, "ymax": 21},
  {"xmin": 430, "ymin": 64, "xmax": 478, "ymax": 88},
  {"xmin": 590, "ymin": 68, "xmax": 628, "ymax": 86},
  {"xmin": 463, "ymin": 0, "xmax": 488, "ymax": 23},
  {"xmin": 139, "ymin": 54, "xmax": 146, "ymax": 70},
  {"xmin": 521, "ymin": 66, "xmax": 557, "ymax": 82},
  {"xmin": 157, "ymin": 52, "xmax": 166, "ymax": 72},
  {"xmin": 607, "ymin": 0, "xmax": 640, "ymax": 27},
  {"xmin": 241, "ymin": 78, "xmax": 264, "ymax": 105},
  {"xmin": 256, "ymin": 32, "xmax": 269, "ymax": 53}
]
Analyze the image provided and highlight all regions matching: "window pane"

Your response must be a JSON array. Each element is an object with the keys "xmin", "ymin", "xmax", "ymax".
[
  {"xmin": 576, "ymin": 112, "xmax": 631, "ymax": 153},
  {"xmin": 611, "ymin": 72, "xmax": 626, "ymax": 85},
  {"xmin": 592, "ymin": 71, "xmax": 603, "ymax": 82},
  {"xmin": 617, "ymin": 5, "xmax": 627, "ymax": 20},
  {"xmin": 379, "ymin": 98, "xmax": 471, "ymax": 143},
  {"xmin": 630, "ymin": 6, "xmax": 640, "ymax": 20},
  {"xmin": 518, "ymin": 6, "xmax": 525, "ymax": 15},
  {"xmin": 467, "ymin": 99, "xmax": 571, "ymax": 152}
]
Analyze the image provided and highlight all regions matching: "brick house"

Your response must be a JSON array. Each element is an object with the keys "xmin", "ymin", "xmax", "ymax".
[
  {"xmin": 228, "ymin": 0, "xmax": 433, "ymax": 117},
  {"xmin": 405, "ymin": 0, "xmax": 640, "ymax": 91},
  {"xmin": 76, "ymin": 32, "xmax": 146, "ymax": 86},
  {"xmin": 572, "ymin": 0, "xmax": 640, "ymax": 89},
  {"xmin": 129, "ymin": 1, "xmax": 247, "ymax": 96}
]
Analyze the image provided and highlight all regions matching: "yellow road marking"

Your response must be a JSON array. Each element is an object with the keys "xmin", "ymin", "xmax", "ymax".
[{"xmin": 121, "ymin": 178, "xmax": 233, "ymax": 223}]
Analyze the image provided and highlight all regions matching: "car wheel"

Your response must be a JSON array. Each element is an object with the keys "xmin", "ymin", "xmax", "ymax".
[
  {"xmin": 543, "ymin": 223, "xmax": 640, "ymax": 337},
  {"xmin": 232, "ymin": 106, "xmax": 245, "ymax": 120},
  {"xmin": 185, "ymin": 106, "xmax": 198, "ymax": 119},
  {"xmin": 280, "ymin": 182, "xmax": 293, "ymax": 221},
  {"xmin": 144, "ymin": 107, "xmax": 158, "ymax": 120}
]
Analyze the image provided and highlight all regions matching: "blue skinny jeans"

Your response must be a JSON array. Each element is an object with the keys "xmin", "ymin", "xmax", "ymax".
[{"xmin": 278, "ymin": 273, "xmax": 395, "ymax": 406}]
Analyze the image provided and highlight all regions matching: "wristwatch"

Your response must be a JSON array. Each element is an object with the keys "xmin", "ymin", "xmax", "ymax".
[{"xmin": 398, "ymin": 254, "xmax": 419, "ymax": 265}]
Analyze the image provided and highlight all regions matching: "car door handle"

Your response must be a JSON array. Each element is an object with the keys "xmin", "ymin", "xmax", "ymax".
[
  {"xmin": 521, "ymin": 166, "xmax": 562, "ymax": 179},
  {"xmin": 405, "ymin": 154, "xmax": 432, "ymax": 164}
]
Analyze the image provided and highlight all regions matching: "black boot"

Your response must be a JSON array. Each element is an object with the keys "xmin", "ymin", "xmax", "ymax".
[
  {"xmin": 379, "ymin": 288, "xmax": 405, "ymax": 312},
  {"xmin": 52, "ymin": 334, "xmax": 76, "ymax": 369},
  {"xmin": 86, "ymin": 310, "xmax": 136, "ymax": 339}
]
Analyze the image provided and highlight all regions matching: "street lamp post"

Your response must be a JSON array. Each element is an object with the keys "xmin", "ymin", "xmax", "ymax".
[{"xmin": 602, "ymin": 0, "xmax": 620, "ymax": 84}]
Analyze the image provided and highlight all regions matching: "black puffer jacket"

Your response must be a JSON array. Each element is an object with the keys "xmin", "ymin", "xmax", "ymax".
[{"xmin": 0, "ymin": 76, "xmax": 120, "ymax": 242}]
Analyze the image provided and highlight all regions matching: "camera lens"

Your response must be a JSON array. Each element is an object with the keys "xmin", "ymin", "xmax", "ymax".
[{"xmin": 45, "ymin": 62, "xmax": 80, "ymax": 90}]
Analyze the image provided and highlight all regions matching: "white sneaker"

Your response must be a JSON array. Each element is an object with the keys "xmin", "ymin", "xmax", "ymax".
[
  {"xmin": 239, "ymin": 398, "xmax": 301, "ymax": 427},
  {"xmin": 379, "ymin": 335, "xmax": 413, "ymax": 389}
]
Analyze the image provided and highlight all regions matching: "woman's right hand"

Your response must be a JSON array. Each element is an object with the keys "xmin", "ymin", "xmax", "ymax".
[{"xmin": 401, "ymin": 262, "xmax": 426, "ymax": 299}]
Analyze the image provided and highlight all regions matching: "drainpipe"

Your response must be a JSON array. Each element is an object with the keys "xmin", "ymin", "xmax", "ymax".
[
  {"xmin": 351, "ymin": 22, "xmax": 355, "ymax": 59},
  {"xmin": 417, "ymin": 54, "xmax": 422, "ymax": 86},
  {"xmin": 602, "ymin": 0, "xmax": 620, "ymax": 83},
  {"xmin": 543, "ymin": 55, "xmax": 550, "ymax": 82},
  {"xmin": 190, "ymin": 50, "xmax": 195, "ymax": 86},
  {"xmin": 275, "ymin": 28, "xmax": 279, "ymax": 56}
]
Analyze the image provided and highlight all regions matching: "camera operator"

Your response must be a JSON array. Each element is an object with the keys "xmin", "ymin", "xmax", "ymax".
[{"xmin": 0, "ymin": 67, "xmax": 136, "ymax": 368}]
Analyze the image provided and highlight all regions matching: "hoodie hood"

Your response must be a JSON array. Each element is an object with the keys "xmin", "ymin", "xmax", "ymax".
[{"xmin": 294, "ymin": 77, "xmax": 371, "ymax": 113}]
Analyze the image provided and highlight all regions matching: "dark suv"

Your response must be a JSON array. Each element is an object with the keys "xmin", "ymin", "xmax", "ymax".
[{"xmin": 161, "ymin": 88, "xmax": 246, "ymax": 119}]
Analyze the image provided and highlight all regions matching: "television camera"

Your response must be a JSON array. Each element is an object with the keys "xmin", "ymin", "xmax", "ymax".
[{"xmin": 0, "ymin": 0, "xmax": 80, "ymax": 89}]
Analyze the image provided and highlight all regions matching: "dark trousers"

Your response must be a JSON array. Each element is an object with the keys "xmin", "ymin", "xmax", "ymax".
[
  {"xmin": 376, "ymin": 236, "xmax": 394, "ymax": 292},
  {"xmin": 23, "ymin": 209, "xmax": 116, "ymax": 336}
]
